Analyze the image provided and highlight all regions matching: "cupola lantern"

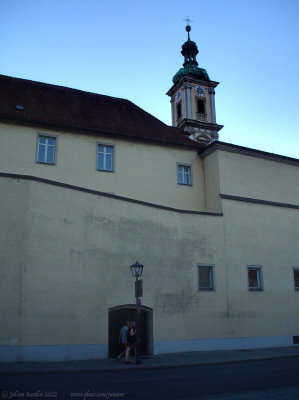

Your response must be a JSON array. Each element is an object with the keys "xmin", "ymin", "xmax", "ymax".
[{"xmin": 166, "ymin": 24, "xmax": 223, "ymax": 144}]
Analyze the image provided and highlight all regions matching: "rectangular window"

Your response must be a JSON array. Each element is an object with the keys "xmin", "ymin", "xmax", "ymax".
[
  {"xmin": 97, "ymin": 144, "xmax": 114, "ymax": 172},
  {"xmin": 36, "ymin": 134, "xmax": 56, "ymax": 164},
  {"xmin": 177, "ymin": 163, "xmax": 192, "ymax": 185},
  {"xmin": 293, "ymin": 268, "xmax": 299, "ymax": 291},
  {"xmin": 198, "ymin": 265, "xmax": 215, "ymax": 291},
  {"xmin": 247, "ymin": 266, "xmax": 263, "ymax": 291}
]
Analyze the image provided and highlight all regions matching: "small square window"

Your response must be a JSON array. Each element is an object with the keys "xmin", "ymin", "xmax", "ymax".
[
  {"xmin": 36, "ymin": 134, "xmax": 57, "ymax": 164},
  {"xmin": 247, "ymin": 266, "xmax": 263, "ymax": 291},
  {"xmin": 97, "ymin": 144, "xmax": 114, "ymax": 172},
  {"xmin": 198, "ymin": 265, "xmax": 215, "ymax": 291},
  {"xmin": 177, "ymin": 163, "xmax": 192, "ymax": 185},
  {"xmin": 293, "ymin": 269, "xmax": 299, "ymax": 291}
]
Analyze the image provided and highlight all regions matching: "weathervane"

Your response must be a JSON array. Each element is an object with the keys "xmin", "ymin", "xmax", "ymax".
[
  {"xmin": 183, "ymin": 16, "xmax": 193, "ymax": 40},
  {"xmin": 183, "ymin": 16, "xmax": 193, "ymax": 25}
]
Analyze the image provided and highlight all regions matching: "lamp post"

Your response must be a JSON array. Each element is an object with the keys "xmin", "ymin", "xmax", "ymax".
[{"xmin": 130, "ymin": 261, "xmax": 144, "ymax": 365}]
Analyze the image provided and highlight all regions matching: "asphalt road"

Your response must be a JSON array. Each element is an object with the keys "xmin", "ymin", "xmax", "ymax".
[{"xmin": 1, "ymin": 357, "xmax": 299, "ymax": 400}]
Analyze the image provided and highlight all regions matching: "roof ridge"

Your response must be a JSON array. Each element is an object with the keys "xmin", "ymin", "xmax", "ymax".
[{"xmin": 0, "ymin": 73, "xmax": 129, "ymax": 103}]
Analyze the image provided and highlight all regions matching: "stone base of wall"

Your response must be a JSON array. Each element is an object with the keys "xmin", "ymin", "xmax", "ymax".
[
  {"xmin": 0, "ymin": 336, "xmax": 295, "ymax": 362},
  {"xmin": 0, "ymin": 344, "xmax": 108, "ymax": 363},
  {"xmin": 154, "ymin": 336, "xmax": 294, "ymax": 355}
]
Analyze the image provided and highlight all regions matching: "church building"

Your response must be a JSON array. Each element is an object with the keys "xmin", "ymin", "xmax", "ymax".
[{"xmin": 0, "ymin": 25, "xmax": 298, "ymax": 362}]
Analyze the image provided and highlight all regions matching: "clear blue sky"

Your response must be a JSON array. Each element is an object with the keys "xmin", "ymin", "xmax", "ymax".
[{"xmin": 1, "ymin": 0, "xmax": 298, "ymax": 158}]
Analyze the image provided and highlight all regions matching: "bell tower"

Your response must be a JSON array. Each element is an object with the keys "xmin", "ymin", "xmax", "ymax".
[{"xmin": 166, "ymin": 24, "xmax": 223, "ymax": 143}]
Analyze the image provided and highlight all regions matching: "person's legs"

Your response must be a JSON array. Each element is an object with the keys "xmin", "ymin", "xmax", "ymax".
[
  {"xmin": 125, "ymin": 343, "xmax": 131, "ymax": 362},
  {"xmin": 117, "ymin": 343, "xmax": 126, "ymax": 360}
]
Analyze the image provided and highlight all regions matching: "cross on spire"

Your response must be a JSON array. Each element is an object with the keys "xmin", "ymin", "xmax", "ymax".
[
  {"xmin": 183, "ymin": 16, "xmax": 193, "ymax": 26},
  {"xmin": 183, "ymin": 16, "xmax": 193, "ymax": 40}
]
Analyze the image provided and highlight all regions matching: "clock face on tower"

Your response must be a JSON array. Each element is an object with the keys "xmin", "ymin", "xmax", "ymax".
[
  {"xmin": 195, "ymin": 85, "xmax": 206, "ymax": 97},
  {"xmin": 176, "ymin": 90, "xmax": 182, "ymax": 102}
]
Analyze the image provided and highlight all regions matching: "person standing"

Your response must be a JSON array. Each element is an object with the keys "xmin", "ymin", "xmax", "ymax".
[
  {"xmin": 117, "ymin": 320, "xmax": 129, "ymax": 361},
  {"xmin": 125, "ymin": 321, "xmax": 136, "ymax": 364}
]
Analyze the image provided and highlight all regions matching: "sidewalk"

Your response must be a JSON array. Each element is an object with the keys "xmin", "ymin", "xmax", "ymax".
[{"xmin": 1, "ymin": 346, "xmax": 299, "ymax": 375}]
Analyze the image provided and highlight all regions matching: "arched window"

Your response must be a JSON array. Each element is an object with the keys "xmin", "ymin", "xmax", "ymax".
[
  {"xmin": 197, "ymin": 99, "xmax": 205, "ymax": 114},
  {"xmin": 177, "ymin": 103, "xmax": 182, "ymax": 119}
]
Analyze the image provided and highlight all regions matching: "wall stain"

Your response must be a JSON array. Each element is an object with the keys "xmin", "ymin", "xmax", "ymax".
[
  {"xmin": 154, "ymin": 292, "xmax": 201, "ymax": 315},
  {"xmin": 216, "ymin": 311, "xmax": 257, "ymax": 319}
]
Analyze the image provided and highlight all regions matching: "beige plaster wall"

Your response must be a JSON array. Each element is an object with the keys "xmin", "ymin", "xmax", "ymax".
[
  {"xmin": 217, "ymin": 150, "xmax": 299, "ymax": 205},
  {"xmin": 0, "ymin": 122, "xmax": 205, "ymax": 211},
  {"xmin": 1, "ymin": 175, "xmax": 298, "ymax": 350},
  {"xmin": 202, "ymin": 151, "xmax": 222, "ymax": 213},
  {"xmin": 0, "ymin": 176, "xmax": 224, "ymax": 346},
  {"xmin": 1, "ymin": 126, "xmax": 299, "ymax": 352},
  {"xmin": 221, "ymin": 198, "xmax": 299, "ymax": 338}
]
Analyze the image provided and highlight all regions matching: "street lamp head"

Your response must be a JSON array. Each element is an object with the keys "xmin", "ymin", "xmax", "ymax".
[{"xmin": 130, "ymin": 261, "xmax": 144, "ymax": 278}]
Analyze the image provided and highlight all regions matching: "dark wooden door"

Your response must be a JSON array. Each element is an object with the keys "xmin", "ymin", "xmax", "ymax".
[{"xmin": 108, "ymin": 307, "xmax": 148, "ymax": 358}]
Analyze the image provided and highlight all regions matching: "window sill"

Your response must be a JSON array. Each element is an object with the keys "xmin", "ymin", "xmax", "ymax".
[
  {"xmin": 36, "ymin": 161, "xmax": 56, "ymax": 165},
  {"xmin": 97, "ymin": 169, "xmax": 114, "ymax": 173},
  {"xmin": 177, "ymin": 182, "xmax": 192, "ymax": 186}
]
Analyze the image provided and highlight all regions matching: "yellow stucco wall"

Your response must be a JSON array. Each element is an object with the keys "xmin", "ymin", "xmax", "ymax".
[
  {"xmin": 0, "ymin": 176, "xmax": 224, "ymax": 346},
  {"xmin": 217, "ymin": 150, "xmax": 299, "ymax": 205},
  {"xmin": 1, "ymin": 121, "xmax": 299, "ymax": 359},
  {"xmin": 202, "ymin": 151, "xmax": 222, "ymax": 213},
  {"xmin": 221, "ymin": 198, "xmax": 299, "ymax": 337},
  {"xmin": 0, "ymin": 121, "xmax": 205, "ymax": 211},
  {"xmin": 1, "ymin": 173, "xmax": 298, "ymax": 349}
]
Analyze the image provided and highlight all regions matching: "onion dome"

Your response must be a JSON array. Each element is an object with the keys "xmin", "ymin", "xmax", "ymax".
[{"xmin": 172, "ymin": 25, "xmax": 210, "ymax": 84}]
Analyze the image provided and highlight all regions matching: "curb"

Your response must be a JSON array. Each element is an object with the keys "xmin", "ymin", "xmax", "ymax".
[{"xmin": 1, "ymin": 353, "xmax": 299, "ymax": 376}]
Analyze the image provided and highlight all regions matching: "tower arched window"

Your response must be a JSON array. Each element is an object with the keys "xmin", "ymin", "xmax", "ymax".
[
  {"xmin": 197, "ymin": 99, "xmax": 205, "ymax": 114},
  {"xmin": 177, "ymin": 103, "xmax": 182, "ymax": 119}
]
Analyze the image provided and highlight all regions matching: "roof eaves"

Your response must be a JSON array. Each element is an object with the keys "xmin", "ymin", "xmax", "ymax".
[
  {"xmin": 199, "ymin": 141, "xmax": 299, "ymax": 166},
  {"xmin": 0, "ymin": 114, "xmax": 202, "ymax": 149}
]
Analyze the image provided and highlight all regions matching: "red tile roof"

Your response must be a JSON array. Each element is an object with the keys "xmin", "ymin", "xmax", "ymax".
[{"xmin": 0, "ymin": 74, "xmax": 201, "ymax": 148}]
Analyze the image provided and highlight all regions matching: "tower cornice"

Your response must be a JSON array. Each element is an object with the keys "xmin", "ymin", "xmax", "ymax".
[
  {"xmin": 166, "ymin": 76, "xmax": 219, "ymax": 97},
  {"xmin": 177, "ymin": 117, "xmax": 223, "ymax": 132}
]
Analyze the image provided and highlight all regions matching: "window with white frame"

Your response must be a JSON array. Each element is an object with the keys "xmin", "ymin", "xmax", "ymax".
[
  {"xmin": 36, "ymin": 134, "xmax": 57, "ymax": 164},
  {"xmin": 97, "ymin": 144, "xmax": 114, "ymax": 172},
  {"xmin": 293, "ymin": 268, "xmax": 299, "ymax": 291},
  {"xmin": 247, "ymin": 266, "xmax": 263, "ymax": 290},
  {"xmin": 177, "ymin": 163, "xmax": 192, "ymax": 185},
  {"xmin": 198, "ymin": 264, "xmax": 215, "ymax": 291}
]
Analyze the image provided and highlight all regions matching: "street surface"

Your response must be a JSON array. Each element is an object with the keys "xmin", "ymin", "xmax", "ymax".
[{"xmin": 1, "ymin": 357, "xmax": 299, "ymax": 400}]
